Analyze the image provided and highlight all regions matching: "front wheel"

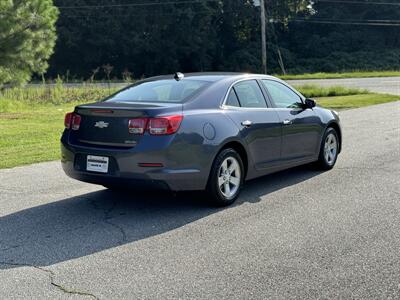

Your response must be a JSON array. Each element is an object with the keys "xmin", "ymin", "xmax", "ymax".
[
  {"xmin": 316, "ymin": 127, "xmax": 340, "ymax": 170},
  {"xmin": 206, "ymin": 148, "xmax": 244, "ymax": 207}
]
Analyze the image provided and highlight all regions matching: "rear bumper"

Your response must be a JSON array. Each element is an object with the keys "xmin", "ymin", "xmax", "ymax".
[{"xmin": 61, "ymin": 139, "xmax": 207, "ymax": 191}]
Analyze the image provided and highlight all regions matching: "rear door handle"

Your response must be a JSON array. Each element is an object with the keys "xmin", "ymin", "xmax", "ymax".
[
  {"xmin": 283, "ymin": 119, "xmax": 292, "ymax": 125},
  {"xmin": 241, "ymin": 120, "xmax": 253, "ymax": 127}
]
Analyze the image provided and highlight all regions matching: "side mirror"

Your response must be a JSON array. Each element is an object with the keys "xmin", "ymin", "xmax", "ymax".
[{"xmin": 304, "ymin": 98, "xmax": 316, "ymax": 109}]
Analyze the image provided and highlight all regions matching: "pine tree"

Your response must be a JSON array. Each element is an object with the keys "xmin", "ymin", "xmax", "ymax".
[{"xmin": 0, "ymin": 0, "xmax": 58, "ymax": 86}]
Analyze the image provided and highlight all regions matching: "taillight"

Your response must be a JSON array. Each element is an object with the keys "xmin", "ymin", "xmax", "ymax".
[
  {"xmin": 71, "ymin": 114, "xmax": 81, "ymax": 130},
  {"xmin": 128, "ymin": 118, "xmax": 148, "ymax": 135},
  {"xmin": 64, "ymin": 112, "xmax": 81, "ymax": 130},
  {"xmin": 64, "ymin": 112, "xmax": 73, "ymax": 129},
  {"xmin": 148, "ymin": 115, "xmax": 183, "ymax": 135},
  {"xmin": 128, "ymin": 115, "xmax": 183, "ymax": 135}
]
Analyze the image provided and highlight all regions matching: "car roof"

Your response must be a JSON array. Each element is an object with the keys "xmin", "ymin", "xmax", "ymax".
[{"xmin": 144, "ymin": 72, "xmax": 280, "ymax": 83}]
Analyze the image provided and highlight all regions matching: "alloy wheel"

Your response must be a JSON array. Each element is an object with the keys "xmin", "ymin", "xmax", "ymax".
[
  {"xmin": 218, "ymin": 156, "xmax": 241, "ymax": 199},
  {"xmin": 324, "ymin": 133, "xmax": 338, "ymax": 166}
]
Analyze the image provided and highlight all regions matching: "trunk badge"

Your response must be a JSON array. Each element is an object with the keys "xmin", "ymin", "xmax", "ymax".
[{"xmin": 94, "ymin": 121, "xmax": 109, "ymax": 129}]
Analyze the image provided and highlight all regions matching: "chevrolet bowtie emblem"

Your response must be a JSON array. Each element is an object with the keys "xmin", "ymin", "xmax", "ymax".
[{"xmin": 94, "ymin": 121, "xmax": 109, "ymax": 129}]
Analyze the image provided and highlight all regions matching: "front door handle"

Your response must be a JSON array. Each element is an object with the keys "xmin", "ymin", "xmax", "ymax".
[
  {"xmin": 241, "ymin": 120, "xmax": 253, "ymax": 127},
  {"xmin": 283, "ymin": 119, "xmax": 292, "ymax": 125}
]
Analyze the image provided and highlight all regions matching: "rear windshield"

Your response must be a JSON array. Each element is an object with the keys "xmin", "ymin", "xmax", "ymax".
[{"xmin": 106, "ymin": 79, "xmax": 210, "ymax": 103}]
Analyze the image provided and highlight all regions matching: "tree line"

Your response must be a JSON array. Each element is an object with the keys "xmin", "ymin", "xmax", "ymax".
[{"xmin": 1, "ymin": 0, "xmax": 399, "ymax": 85}]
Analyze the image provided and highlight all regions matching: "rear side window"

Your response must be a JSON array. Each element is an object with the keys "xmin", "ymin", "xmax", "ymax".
[
  {"xmin": 226, "ymin": 89, "xmax": 241, "ymax": 107},
  {"xmin": 261, "ymin": 80, "xmax": 302, "ymax": 108},
  {"xmin": 106, "ymin": 79, "xmax": 210, "ymax": 103},
  {"xmin": 233, "ymin": 80, "xmax": 267, "ymax": 108}
]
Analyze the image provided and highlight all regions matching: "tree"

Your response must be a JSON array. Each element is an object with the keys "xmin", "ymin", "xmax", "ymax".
[
  {"xmin": 0, "ymin": 0, "xmax": 58, "ymax": 86},
  {"xmin": 49, "ymin": 0, "xmax": 313, "ymax": 78},
  {"xmin": 278, "ymin": 0, "xmax": 400, "ymax": 73},
  {"xmin": 50, "ymin": 0, "xmax": 220, "ymax": 79},
  {"xmin": 214, "ymin": 0, "xmax": 313, "ymax": 73}
]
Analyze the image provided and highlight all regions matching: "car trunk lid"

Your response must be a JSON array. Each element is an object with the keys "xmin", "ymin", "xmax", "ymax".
[{"xmin": 69, "ymin": 101, "xmax": 182, "ymax": 148}]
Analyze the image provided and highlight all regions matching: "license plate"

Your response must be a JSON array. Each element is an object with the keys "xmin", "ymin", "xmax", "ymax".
[{"xmin": 86, "ymin": 155, "xmax": 109, "ymax": 173}]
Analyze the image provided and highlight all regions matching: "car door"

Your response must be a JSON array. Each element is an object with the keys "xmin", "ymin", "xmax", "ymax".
[
  {"xmin": 260, "ymin": 79, "xmax": 322, "ymax": 163},
  {"xmin": 223, "ymin": 79, "xmax": 282, "ymax": 170}
]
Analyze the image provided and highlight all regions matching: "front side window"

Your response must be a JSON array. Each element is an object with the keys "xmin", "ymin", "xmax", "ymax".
[
  {"xmin": 233, "ymin": 80, "xmax": 267, "ymax": 108},
  {"xmin": 261, "ymin": 80, "xmax": 302, "ymax": 109},
  {"xmin": 106, "ymin": 79, "xmax": 210, "ymax": 103}
]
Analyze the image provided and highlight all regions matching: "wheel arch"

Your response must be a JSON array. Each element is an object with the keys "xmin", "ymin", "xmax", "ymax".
[
  {"xmin": 216, "ymin": 140, "xmax": 249, "ymax": 178},
  {"xmin": 326, "ymin": 121, "xmax": 342, "ymax": 153}
]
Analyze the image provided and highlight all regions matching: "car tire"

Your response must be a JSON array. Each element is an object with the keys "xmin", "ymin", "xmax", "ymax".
[
  {"xmin": 316, "ymin": 127, "xmax": 340, "ymax": 170},
  {"xmin": 206, "ymin": 148, "xmax": 244, "ymax": 207},
  {"xmin": 103, "ymin": 184, "xmax": 125, "ymax": 191}
]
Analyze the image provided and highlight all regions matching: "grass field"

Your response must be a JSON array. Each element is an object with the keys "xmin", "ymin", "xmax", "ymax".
[
  {"xmin": 0, "ymin": 86, "xmax": 115, "ymax": 168},
  {"xmin": 0, "ymin": 104, "xmax": 76, "ymax": 168},
  {"xmin": 279, "ymin": 71, "xmax": 400, "ymax": 80},
  {"xmin": 295, "ymin": 84, "xmax": 368, "ymax": 98},
  {"xmin": 0, "ymin": 85, "xmax": 398, "ymax": 169},
  {"xmin": 316, "ymin": 94, "xmax": 399, "ymax": 109},
  {"xmin": 0, "ymin": 85, "xmax": 118, "ymax": 109}
]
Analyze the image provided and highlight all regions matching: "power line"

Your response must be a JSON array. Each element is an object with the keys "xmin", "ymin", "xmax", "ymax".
[
  {"xmin": 56, "ymin": 0, "xmax": 400, "ymax": 28},
  {"xmin": 58, "ymin": 0, "xmax": 220, "ymax": 10},
  {"xmin": 295, "ymin": 17, "xmax": 400, "ymax": 23},
  {"xmin": 294, "ymin": 19, "xmax": 400, "ymax": 26},
  {"xmin": 60, "ymin": 12, "xmax": 400, "ymax": 26},
  {"xmin": 59, "ymin": 10, "xmax": 213, "ymax": 19},
  {"xmin": 317, "ymin": 0, "xmax": 400, "ymax": 6}
]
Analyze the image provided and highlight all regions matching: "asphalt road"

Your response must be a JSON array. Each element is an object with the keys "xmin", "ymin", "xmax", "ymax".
[
  {"xmin": 1, "ymin": 102, "xmax": 399, "ymax": 299},
  {"xmin": 288, "ymin": 77, "xmax": 400, "ymax": 95}
]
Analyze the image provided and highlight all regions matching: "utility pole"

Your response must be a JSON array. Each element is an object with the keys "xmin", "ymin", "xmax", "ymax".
[{"xmin": 260, "ymin": 0, "xmax": 267, "ymax": 74}]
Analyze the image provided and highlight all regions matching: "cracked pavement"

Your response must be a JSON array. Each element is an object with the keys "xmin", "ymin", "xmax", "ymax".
[{"xmin": 0, "ymin": 101, "xmax": 399, "ymax": 299}]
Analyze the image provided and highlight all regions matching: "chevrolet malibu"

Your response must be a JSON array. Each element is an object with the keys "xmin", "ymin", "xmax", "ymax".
[{"xmin": 61, "ymin": 73, "xmax": 341, "ymax": 206}]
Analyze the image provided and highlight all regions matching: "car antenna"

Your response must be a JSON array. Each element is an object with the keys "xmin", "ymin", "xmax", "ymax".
[{"xmin": 174, "ymin": 72, "xmax": 184, "ymax": 81}]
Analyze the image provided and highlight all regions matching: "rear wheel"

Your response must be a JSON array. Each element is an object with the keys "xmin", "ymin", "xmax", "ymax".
[
  {"xmin": 206, "ymin": 148, "xmax": 244, "ymax": 207},
  {"xmin": 316, "ymin": 127, "xmax": 339, "ymax": 170},
  {"xmin": 103, "ymin": 184, "xmax": 124, "ymax": 191}
]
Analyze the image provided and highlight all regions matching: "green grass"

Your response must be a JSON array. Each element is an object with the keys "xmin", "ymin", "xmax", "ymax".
[
  {"xmin": 316, "ymin": 93, "xmax": 399, "ymax": 110},
  {"xmin": 0, "ymin": 85, "xmax": 118, "ymax": 108},
  {"xmin": 278, "ymin": 71, "xmax": 400, "ymax": 80},
  {"xmin": 0, "ymin": 85, "xmax": 115, "ymax": 169},
  {"xmin": 0, "ymin": 85, "xmax": 398, "ymax": 169},
  {"xmin": 0, "ymin": 104, "xmax": 77, "ymax": 169},
  {"xmin": 295, "ymin": 84, "xmax": 367, "ymax": 98}
]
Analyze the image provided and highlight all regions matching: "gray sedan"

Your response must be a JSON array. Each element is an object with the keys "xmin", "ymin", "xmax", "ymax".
[{"xmin": 61, "ymin": 73, "xmax": 341, "ymax": 206}]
